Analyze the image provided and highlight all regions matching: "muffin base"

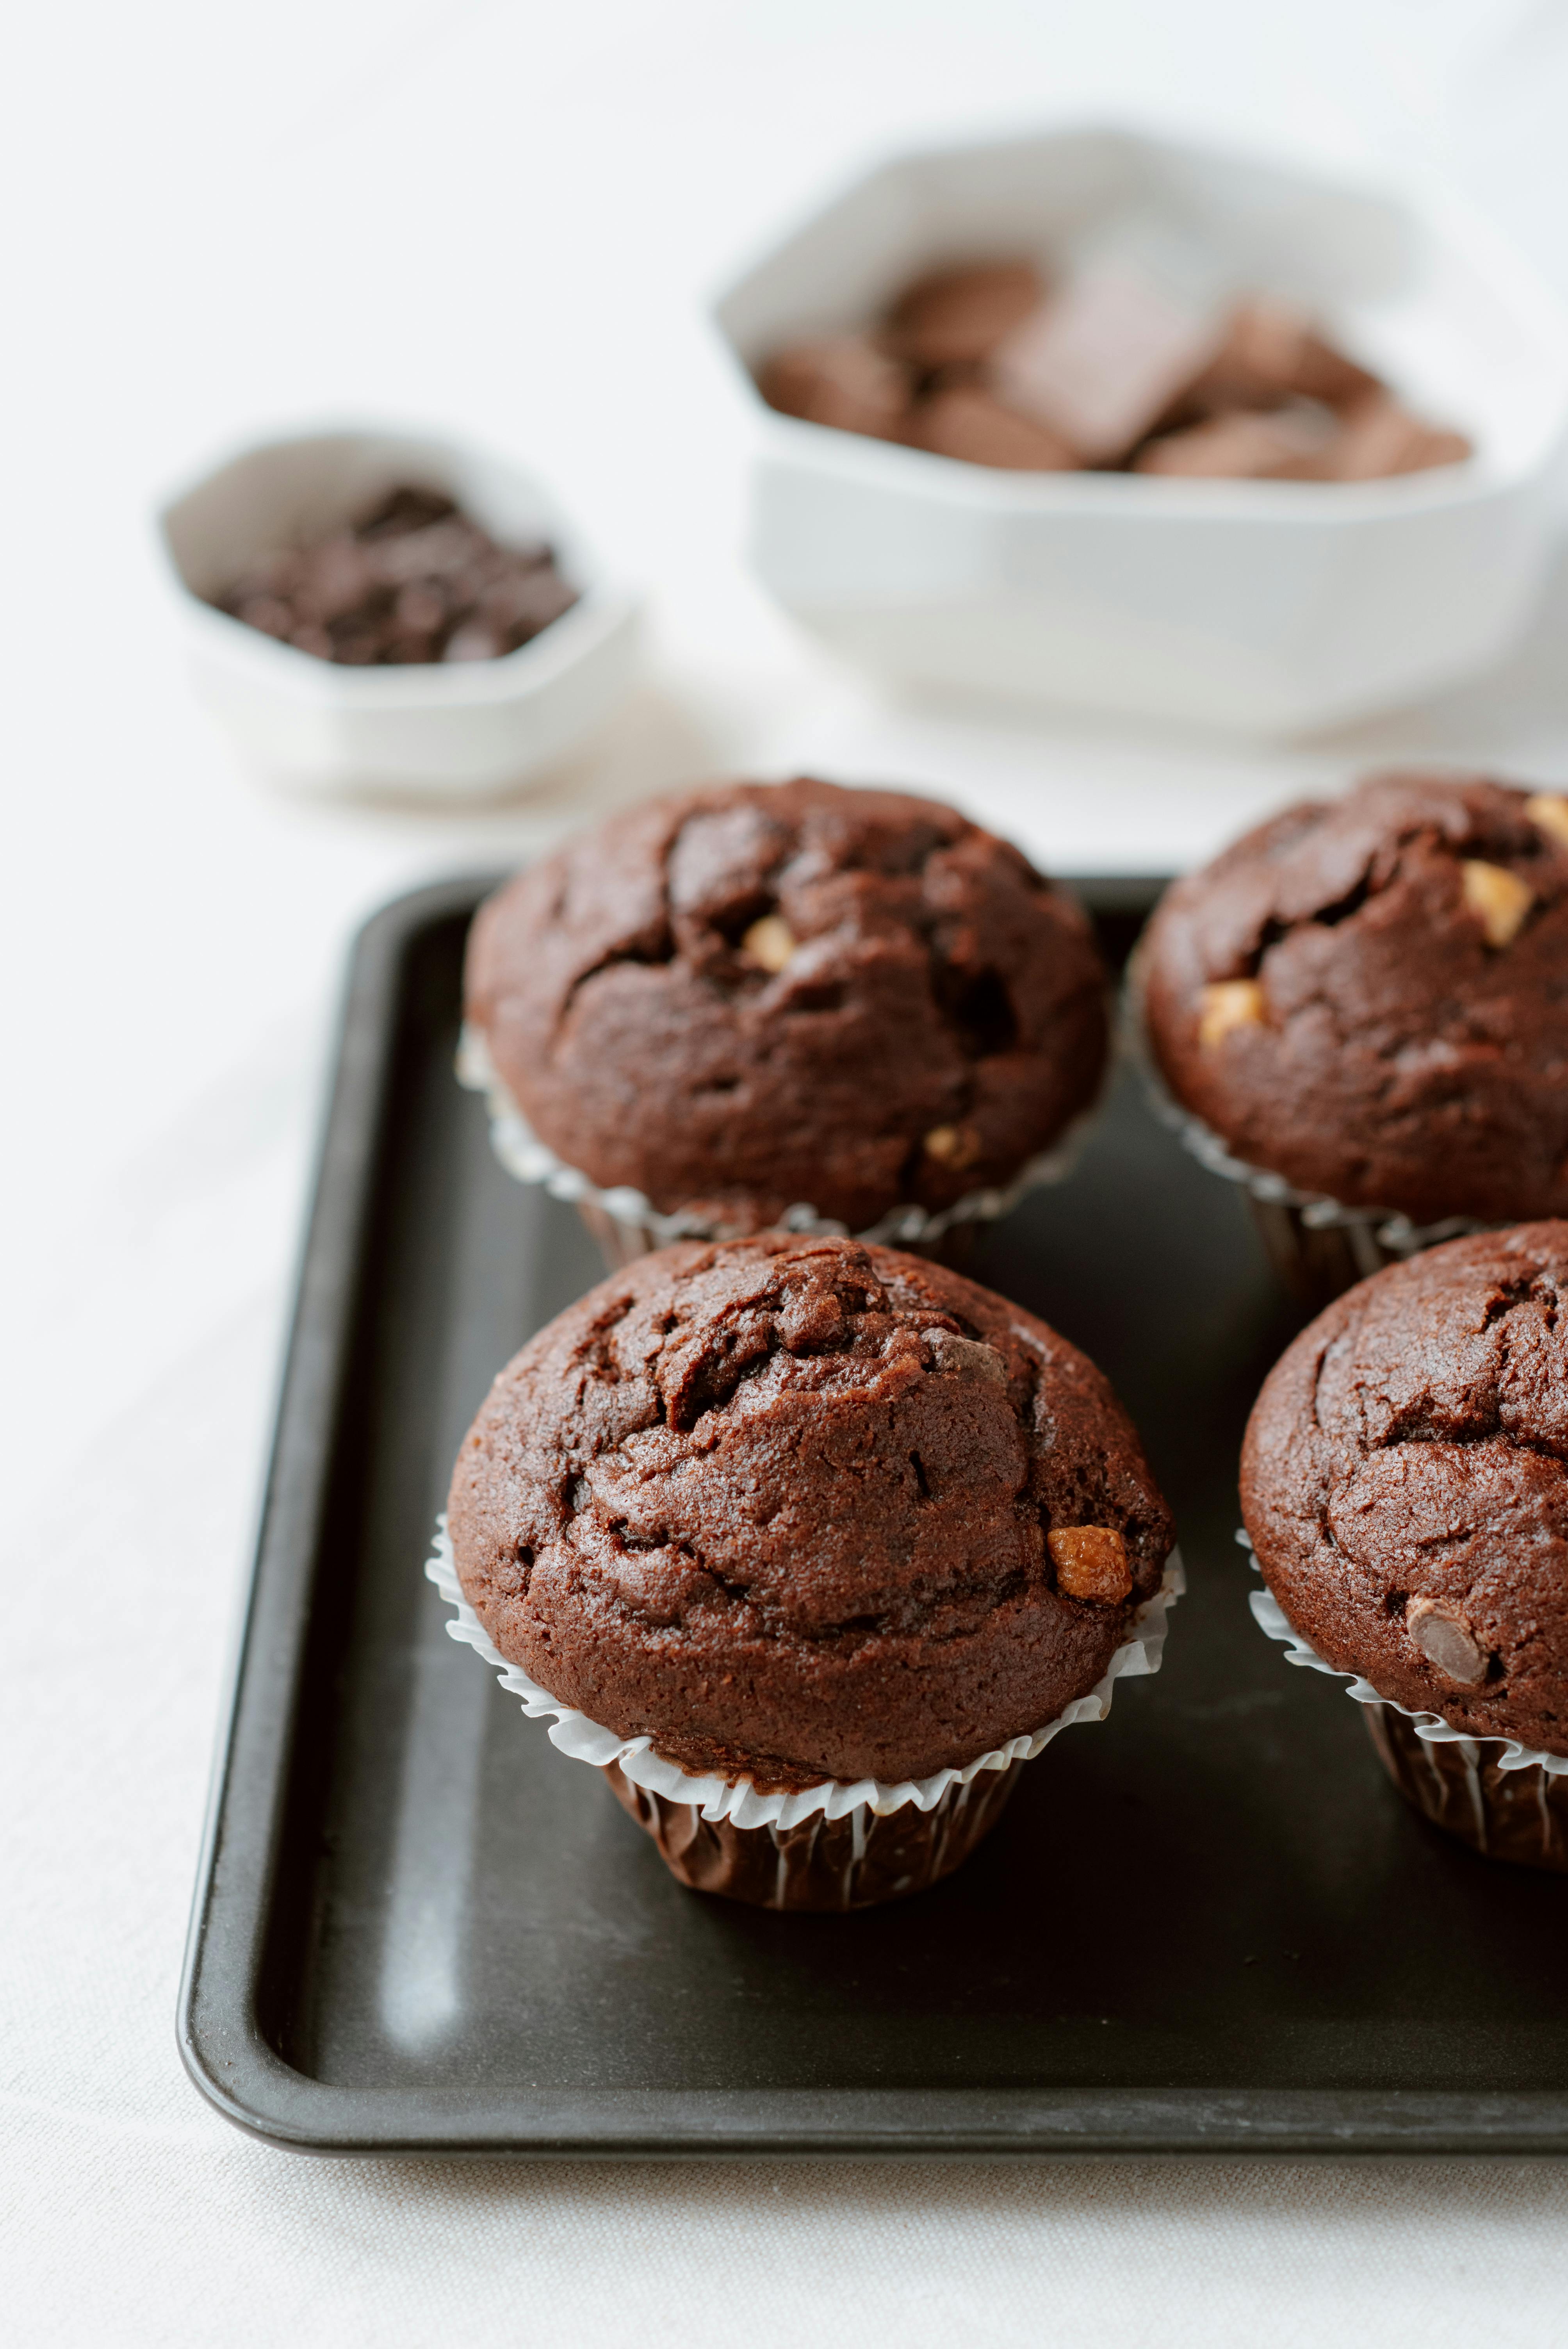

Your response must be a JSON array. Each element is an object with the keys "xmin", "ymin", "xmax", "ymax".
[
  {"xmin": 574, "ymin": 1196, "xmax": 983, "ymax": 1274},
  {"xmin": 1124, "ymin": 961, "xmax": 1492, "ymax": 1310},
  {"xmin": 458, "ymin": 1022, "xmax": 1090, "ymax": 1274},
  {"xmin": 428, "ymin": 1524, "xmax": 1181, "ymax": 1904},
  {"xmin": 1364, "ymin": 1705, "xmax": 1568, "ymax": 1873},
  {"xmin": 1245, "ymin": 1197, "xmax": 1487, "ymax": 1312},
  {"xmin": 604, "ymin": 1754, "xmax": 1021, "ymax": 1909},
  {"xmin": 1249, "ymin": 1559, "xmax": 1568, "ymax": 1871}
]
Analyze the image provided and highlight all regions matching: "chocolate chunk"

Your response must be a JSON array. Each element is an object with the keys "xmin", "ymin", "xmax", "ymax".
[
  {"xmin": 443, "ymin": 620, "xmax": 507, "ymax": 663},
  {"xmin": 750, "ymin": 259, "xmax": 1468, "ymax": 483},
  {"xmin": 477, "ymin": 567, "xmax": 578, "ymax": 643},
  {"xmin": 365, "ymin": 516, "xmax": 489, "ymax": 588},
  {"xmin": 924, "ymin": 1330, "xmax": 1008, "ymax": 1385},
  {"xmin": 291, "ymin": 535, "xmax": 378, "ymax": 624},
  {"xmin": 1133, "ymin": 403, "xmax": 1340, "ymax": 479},
  {"xmin": 356, "ymin": 485, "xmax": 458, "ymax": 537},
  {"xmin": 234, "ymin": 594, "xmax": 294, "ymax": 640},
  {"xmin": 1310, "ymin": 390, "xmax": 1472, "ymax": 481},
  {"xmin": 989, "ymin": 259, "xmax": 1226, "ymax": 464},
  {"xmin": 884, "ymin": 262, "xmax": 1045, "ymax": 370},
  {"xmin": 1182, "ymin": 300, "xmax": 1383, "ymax": 415},
  {"xmin": 210, "ymin": 484, "xmax": 579, "ymax": 666},
  {"xmin": 329, "ymin": 628, "xmax": 382, "ymax": 667},
  {"xmin": 757, "ymin": 335, "xmax": 913, "ymax": 438},
  {"xmin": 903, "ymin": 385, "xmax": 1076, "ymax": 471},
  {"xmin": 393, "ymin": 581, "xmax": 449, "ymax": 637}
]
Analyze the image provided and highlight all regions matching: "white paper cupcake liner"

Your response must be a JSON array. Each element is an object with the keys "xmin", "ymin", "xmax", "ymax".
[
  {"xmin": 1120, "ymin": 955, "xmax": 1495, "ymax": 1266},
  {"xmin": 456, "ymin": 1023, "xmax": 1096, "ymax": 1250},
  {"xmin": 1240, "ymin": 1531, "xmax": 1568, "ymax": 1777},
  {"xmin": 427, "ymin": 1520, "xmax": 1184, "ymax": 1829}
]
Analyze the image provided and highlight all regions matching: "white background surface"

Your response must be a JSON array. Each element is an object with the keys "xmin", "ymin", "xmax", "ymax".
[{"xmin": 9, "ymin": 2, "xmax": 1568, "ymax": 2341}]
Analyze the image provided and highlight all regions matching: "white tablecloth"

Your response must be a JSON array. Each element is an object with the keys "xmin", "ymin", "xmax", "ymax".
[{"xmin": 8, "ymin": 4, "xmax": 1568, "ymax": 2340}]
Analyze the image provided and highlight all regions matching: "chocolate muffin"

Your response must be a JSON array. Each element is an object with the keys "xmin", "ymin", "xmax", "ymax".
[
  {"xmin": 448, "ymin": 1234, "xmax": 1174, "ymax": 1793},
  {"xmin": 1140, "ymin": 771, "xmax": 1568, "ymax": 1229},
  {"xmin": 463, "ymin": 777, "xmax": 1108, "ymax": 1237},
  {"xmin": 1242, "ymin": 1223, "xmax": 1568, "ymax": 1866}
]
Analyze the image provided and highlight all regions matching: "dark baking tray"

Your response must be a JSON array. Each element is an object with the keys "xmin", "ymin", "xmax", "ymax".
[{"xmin": 178, "ymin": 873, "xmax": 1568, "ymax": 2158}]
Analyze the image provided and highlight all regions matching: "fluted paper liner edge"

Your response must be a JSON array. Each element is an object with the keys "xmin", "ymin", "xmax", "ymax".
[
  {"xmin": 456, "ymin": 1023, "xmax": 1096, "ymax": 1251},
  {"xmin": 428, "ymin": 1520, "xmax": 1184, "ymax": 1829},
  {"xmin": 1240, "ymin": 1532, "xmax": 1568, "ymax": 1777},
  {"xmin": 1120, "ymin": 950, "xmax": 1497, "ymax": 1260}
]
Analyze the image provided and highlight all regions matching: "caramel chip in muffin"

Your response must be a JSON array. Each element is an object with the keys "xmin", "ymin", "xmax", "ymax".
[
  {"xmin": 1048, "ymin": 1526, "xmax": 1133, "ymax": 1603},
  {"xmin": 1198, "ymin": 979, "xmax": 1265, "ymax": 1048},
  {"xmin": 1461, "ymin": 859, "xmax": 1533, "ymax": 948},
  {"xmin": 923, "ymin": 1123, "xmax": 983, "ymax": 1169},
  {"xmin": 739, "ymin": 914, "xmax": 796, "ymax": 972},
  {"xmin": 1527, "ymin": 793, "xmax": 1568, "ymax": 852}
]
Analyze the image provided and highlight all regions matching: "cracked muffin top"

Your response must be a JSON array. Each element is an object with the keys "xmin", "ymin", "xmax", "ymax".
[
  {"xmin": 463, "ymin": 776, "xmax": 1108, "ymax": 1232},
  {"xmin": 1242, "ymin": 1222, "xmax": 1568, "ymax": 1754},
  {"xmin": 1139, "ymin": 771, "xmax": 1568, "ymax": 1224},
  {"xmin": 448, "ymin": 1234, "xmax": 1173, "ymax": 1788}
]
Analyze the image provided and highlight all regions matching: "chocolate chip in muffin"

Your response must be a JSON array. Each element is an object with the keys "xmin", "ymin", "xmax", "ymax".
[
  {"xmin": 1242, "ymin": 1221, "xmax": 1568, "ymax": 1753},
  {"xmin": 449, "ymin": 1234, "xmax": 1174, "ymax": 1789},
  {"xmin": 1140, "ymin": 770, "xmax": 1568, "ymax": 1226},
  {"xmin": 464, "ymin": 776, "xmax": 1109, "ymax": 1233},
  {"xmin": 1406, "ymin": 1597, "xmax": 1487, "ymax": 1686}
]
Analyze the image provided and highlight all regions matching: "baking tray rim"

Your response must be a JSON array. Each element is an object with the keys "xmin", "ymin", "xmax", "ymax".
[{"xmin": 175, "ymin": 872, "xmax": 1568, "ymax": 2159}]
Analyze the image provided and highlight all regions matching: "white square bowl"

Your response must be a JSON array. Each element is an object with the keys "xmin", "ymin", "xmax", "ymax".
[
  {"xmin": 158, "ymin": 426, "xmax": 641, "ymax": 798},
  {"xmin": 716, "ymin": 127, "xmax": 1568, "ymax": 736}
]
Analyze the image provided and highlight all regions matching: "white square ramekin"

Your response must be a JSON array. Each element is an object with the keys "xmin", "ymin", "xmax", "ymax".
[
  {"xmin": 715, "ymin": 126, "xmax": 1568, "ymax": 736},
  {"xmin": 157, "ymin": 426, "xmax": 641, "ymax": 798}
]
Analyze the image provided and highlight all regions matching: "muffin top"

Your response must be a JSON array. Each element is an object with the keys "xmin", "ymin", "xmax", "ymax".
[
  {"xmin": 1242, "ymin": 1222, "xmax": 1568, "ymax": 1755},
  {"xmin": 464, "ymin": 776, "xmax": 1107, "ymax": 1232},
  {"xmin": 448, "ymin": 1234, "xmax": 1173, "ymax": 1788},
  {"xmin": 1140, "ymin": 771, "xmax": 1568, "ymax": 1224}
]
